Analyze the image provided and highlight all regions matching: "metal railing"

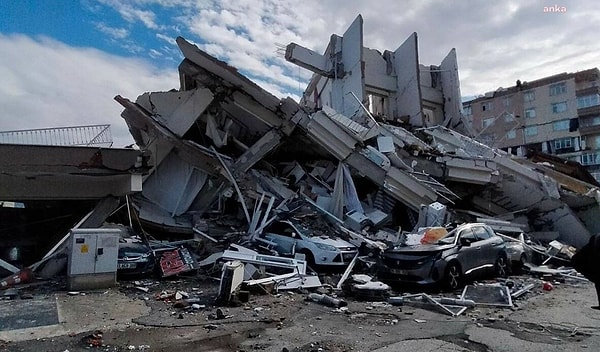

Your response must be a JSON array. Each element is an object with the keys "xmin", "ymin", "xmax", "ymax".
[{"xmin": 0, "ymin": 124, "xmax": 113, "ymax": 147}]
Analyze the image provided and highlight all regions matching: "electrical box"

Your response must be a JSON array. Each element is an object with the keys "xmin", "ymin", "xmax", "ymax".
[{"xmin": 68, "ymin": 228, "xmax": 120, "ymax": 290}]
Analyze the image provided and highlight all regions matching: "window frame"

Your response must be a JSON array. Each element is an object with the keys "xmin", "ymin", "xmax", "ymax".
[
  {"xmin": 525, "ymin": 108, "xmax": 536, "ymax": 118},
  {"xmin": 549, "ymin": 82, "xmax": 567, "ymax": 96},
  {"xmin": 482, "ymin": 117, "xmax": 495, "ymax": 129},
  {"xmin": 552, "ymin": 101, "xmax": 568, "ymax": 113},
  {"xmin": 554, "ymin": 137, "xmax": 572, "ymax": 149},
  {"xmin": 577, "ymin": 94, "xmax": 600, "ymax": 109},
  {"xmin": 524, "ymin": 126, "xmax": 538, "ymax": 136},
  {"xmin": 581, "ymin": 153, "xmax": 598, "ymax": 166},
  {"xmin": 552, "ymin": 119, "xmax": 570, "ymax": 131},
  {"xmin": 523, "ymin": 90, "xmax": 535, "ymax": 103}
]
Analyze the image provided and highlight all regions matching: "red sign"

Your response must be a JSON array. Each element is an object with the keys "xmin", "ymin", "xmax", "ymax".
[{"xmin": 158, "ymin": 248, "xmax": 197, "ymax": 277}]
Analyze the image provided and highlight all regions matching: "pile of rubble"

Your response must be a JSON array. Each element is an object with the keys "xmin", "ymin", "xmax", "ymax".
[{"xmin": 1, "ymin": 15, "xmax": 599, "ymax": 314}]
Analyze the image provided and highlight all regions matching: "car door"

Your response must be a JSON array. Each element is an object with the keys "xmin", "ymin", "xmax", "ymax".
[
  {"xmin": 456, "ymin": 227, "xmax": 481, "ymax": 273},
  {"xmin": 264, "ymin": 221, "xmax": 297, "ymax": 255},
  {"xmin": 471, "ymin": 225, "xmax": 496, "ymax": 269}
]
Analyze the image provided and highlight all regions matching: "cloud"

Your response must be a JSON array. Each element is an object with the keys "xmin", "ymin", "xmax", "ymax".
[
  {"xmin": 4, "ymin": 0, "xmax": 597, "ymax": 148},
  {"xmin": 155, "ymin": 33, "xmax": 176, "ymax": 45},
  {"xmin": 95, "ymin": 22, "xmax": 129, "ymax": 40},
  {"xmin": 90, "ymin": 0, "xmax": 598, "ymax": 100},
  {"xmin": 149, "ymin": 48, "xmax": 163, "ymax": 58},
  {"xmin": 177, "ymin": 0, "xmax": 328, "ymax": 96},
  {"xmin": 97, "ymin": 0, "xmax": 597, "ymax": 100},
  {"xmin": 0, "ymin": 34, "xmax": 177, "ymax": 147},
  {"xmin": 98, "ymin": 0, "xmax": 162, "ymax": 30}
]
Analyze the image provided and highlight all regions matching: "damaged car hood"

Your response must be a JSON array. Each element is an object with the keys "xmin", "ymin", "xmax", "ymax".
[
  {"xmin": 310, "ymin": 236, "xmax": 355, "ymax": 249},
  {"xmin": 388, "ymin": 243, "xmax": 455, "ymax": 254}
]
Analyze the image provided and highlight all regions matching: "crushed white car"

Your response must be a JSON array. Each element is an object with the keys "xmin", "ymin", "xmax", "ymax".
[{"xmin": 259, "ymin": 220, "xmax": 357, "ymax": 266}]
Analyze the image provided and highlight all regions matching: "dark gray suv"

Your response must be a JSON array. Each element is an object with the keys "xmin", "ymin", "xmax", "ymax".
[{"xmin": 377, "ymin": 223, "xmax": 508, "ymax": 290}]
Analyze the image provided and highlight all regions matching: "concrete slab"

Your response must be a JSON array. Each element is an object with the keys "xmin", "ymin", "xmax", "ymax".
[
  {"xmin": 0, "ymin": 288, "xmax": 150, "ymax": 342},
  {"xmin": 0, "ymin": 297, "xmax": 58, "ymax": 331},
  {"xmin": 466, "ymin": 282, "xmax": 600, "ymax": 352}
]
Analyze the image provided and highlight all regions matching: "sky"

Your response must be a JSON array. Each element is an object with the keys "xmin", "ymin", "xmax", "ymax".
[{"xmin": 1, "ymin": 0, "xmax": 598, "ymax": 147}]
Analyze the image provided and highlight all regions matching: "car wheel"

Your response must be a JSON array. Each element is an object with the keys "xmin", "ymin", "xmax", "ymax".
[
  {"xmin": 495, "ymin": 254, "xmax": 509, "ymax": 277},
  {"xmin": 299, "ymin": 249, "xmax": 315, "ymax": 267},
  {"xmin": 519, "ymin": 253, "xmax": 527, "ymax": 267},
  {"xmin": 444, "ymin": 262, "xmax": 462, "ymax": 291}
]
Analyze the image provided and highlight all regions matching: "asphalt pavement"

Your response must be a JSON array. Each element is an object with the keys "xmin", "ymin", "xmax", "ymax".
[{"xmin": 0, "ymin": 276, "xmax": 599, "ymax": 351}]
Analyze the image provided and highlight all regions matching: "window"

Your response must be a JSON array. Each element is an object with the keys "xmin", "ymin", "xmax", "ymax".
[
  {"xmin": 577, "ymin": 94, "xmax": 600, "ymax": 109},
  {"xmin": 549, "ymin": 82, "xmax": 567, "ymax": 96},
  {"xmin": 503, "ymin": 96, "xmax": 511, "ymax": 107},
  {"xmin": 525, "ymin": 108, "xmax": 536, "ymax": 118},
  {"xmin": 552, "ymin": 101, "xmax": 567, "ymax": 113},
  {"xmin": 265, "ymin": 221, "xmax": 297, "ymax": 238},
  {"xmin": 524, "ymin": 126, "xmax": 538, "ymax": 136},
  {"xmin": 472, "ymin": 226, "xmax": 493, "ymax": 240},
  {"xmin": 554, "ymin": 138, "xmax": 572, "ymax": 149},
  {"xmin": 504, "ymin": 113, "xmax": 515, "ymax": 122},
  {"xmin": 581, "ymin": 153, "xmax": 599, "ymax": 166},
  {"xmin": 482, "ymin": 117, "xmax": 495, "ymax": 129},
  {"xmin": 523, "ymin": 91, "xmax": 535, "ymax": 102},
  {"xmin": 459, "ymin": 228, "xmax": 477, "ymax": 244},
  {"xmin": 482, "ymin": 102, "xmax": 493, "ymax": 112},
  {"xmin": 553, "ymin": 119, "xmax": 570, "ymax": 131},
  {"xmin": 463, "ymin": 105, "xmax": 472, "ymax": 116},
  {"xmin": 506, "ymin": 130, "xmax": 516, "ymax": 139}
]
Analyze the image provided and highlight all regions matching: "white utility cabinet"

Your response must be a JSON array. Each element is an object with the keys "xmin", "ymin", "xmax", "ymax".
[{"xmin": 67, "ymin": 228, "xmax": 120, "ymax": 290}]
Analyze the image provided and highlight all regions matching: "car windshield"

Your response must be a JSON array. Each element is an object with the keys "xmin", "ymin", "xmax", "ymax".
[
  {"xmin": 295, "ymin": 223, "xmax": 311, "ymax": 237},
  {"xmin": 433, "ymin": 228, "xmax": 458, "ymax": 245}
]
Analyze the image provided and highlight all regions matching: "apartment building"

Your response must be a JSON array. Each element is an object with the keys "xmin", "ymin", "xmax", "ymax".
[{"xmin": 463, "ymin": 68, "xmax": 600, "ymax": 182}]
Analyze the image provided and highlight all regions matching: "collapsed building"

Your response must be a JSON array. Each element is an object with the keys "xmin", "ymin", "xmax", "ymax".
[
  {"xmin": 114, "ymin": 14, "xmax": 598, "ymax": 249},
  {"xmin": 1, "ymin": 15, "xmax": 599, "ymax": 279}
]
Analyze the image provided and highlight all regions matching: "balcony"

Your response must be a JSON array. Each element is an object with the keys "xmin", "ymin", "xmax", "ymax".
[
  {"xmin": 581, "ymin": 152, "xmax": 600, "ymax": 166},
  {"xmin": 579, "ymin": 124, "xmax": 600, "ymax": 136},
  {"xmin": 578, "ymin": 104, "xmax": 600, "ymax": 117},
  {"xmin": 576, "ymin": 86, "xmax": 600, "ymax": 97}
]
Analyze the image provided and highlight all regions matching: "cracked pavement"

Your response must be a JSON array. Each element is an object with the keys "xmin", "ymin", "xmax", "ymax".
[{"xmin": 1, "ymin": 276, "xmax": 599, "ymax": 352}]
